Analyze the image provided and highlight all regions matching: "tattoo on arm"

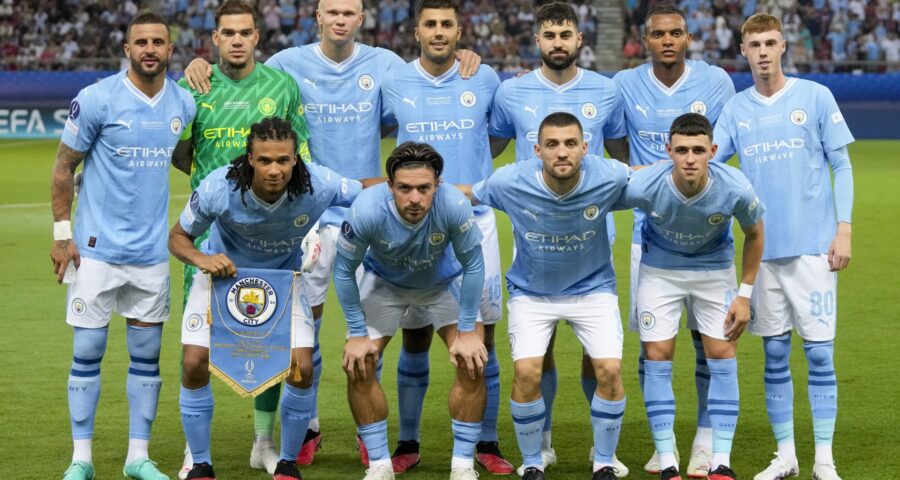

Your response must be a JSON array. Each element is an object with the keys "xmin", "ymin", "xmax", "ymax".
[{"xmin": 50, "ymin": 142, "xmax": 86, "ymax": 222}]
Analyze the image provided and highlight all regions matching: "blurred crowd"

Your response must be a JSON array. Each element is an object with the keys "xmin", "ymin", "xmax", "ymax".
[{"xmin": 1, "ymin": 0, "xmax": 897, "ymax": 72}]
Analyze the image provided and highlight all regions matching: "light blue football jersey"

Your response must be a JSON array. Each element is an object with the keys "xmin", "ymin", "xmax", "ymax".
[
  {"xmin": 382, "ymin": 60, "xmax": 500, "ymax": 187},
  {"xmin": 178, "ymin": 164, "xmax": 361, "ymax": 270},
  {"xmin": 61, "ymin": 71, "xmax": 196, "ymax": 265},
  {"xmin": 613, "ymin": 60, "xmax": 735, "ymax": 244},
  {"xmin": 713, "ymin": 78, "xmax": 854, "ymax": 261},
  {"xmin": 266, "ymin": 43, "xmax": 405, "ymax": 226},
  {"xmin": 472, "ymin": 155, "xmax": 629, "ymax": 297},
  {"xmin": 619, "ymin": 161, "xmax": 764, "ymax": 270},
  {"xmin": 336, "ymin": 182, "xmax": 482, "ymax": 289},
  {"xmin": 489, "ymin": 68, "xmax": 626, "ymax": 161}
]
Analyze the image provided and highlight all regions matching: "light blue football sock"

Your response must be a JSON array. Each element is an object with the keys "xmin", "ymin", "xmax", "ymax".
[
  {"xmin": 358, "ymin": 420, "xmax": 390, "ymax": 462},
  {"xmin": 180, "ymin": 384, "xmax": 214, "ymax": 465},
  {"xmin": 69, "ymin": 327, "xmax": 108, "ymax": 440},
  {"xmin": 541, "ymin": 368, "xmax": 558, "ymax": 434},
  {"xmin": 280, "ymin": 384, "xmax": 315, "ymax": 461},
  {"xmin": 637, "ymin": 348, "xmax": 646, "ymax": 393},
  {"xmin": 310, "ymin": 317, "xmax": 322, "ymax": 430},
  {"xmin": 397, "ymin": 348, "xmax": 429, "ymax": 442},
  {"xmin": 480, "ymin": 348, "xmax": 500, "ymax": 442},
  {"xmin": 590, "ymin": 395, "xmax": 626, "ymax": 465},
  {"xmin": 643, "ymin": 360, "xmax": 676, "ymax": 457},
  {"xmin": 707, "ymin": 358, "xmax": 739, "ymax": 467},
  {"xmin": 804, "ymin": 341, "xmax": 837, "ymax": 447},
  {"xmin": 451, "ymin": 419, "xmax": 481, "ymax": 461},
  {"xmin": 126, "ymin": 325, "xmax": 162, "ymax": 441},
  {"xmin": 763, "ymin": 333, "xmax": 795, "ymax": 446},
  {"xmin": 693, "ymin": 335, "xmax": 712, "ymax": 429},
  {"xmin": 511, "ymin": 398, "xmax": 545, "ymax": 469}
]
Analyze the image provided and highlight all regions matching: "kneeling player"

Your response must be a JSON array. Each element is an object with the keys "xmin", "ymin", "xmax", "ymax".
[
  {"xmin": 619, "ymin": 113, "xmax": 764, "ymax": 480},
  {"xmin": 169, "ymin": 118, "xmax": 361, "ymax": 480},
  {"xmin": 333, "ymin": 142, "xmax": 488, "ymax": 480},
  {"xmin": 466, "ymin": 112, "xmax": 630, "ymax": 480}
]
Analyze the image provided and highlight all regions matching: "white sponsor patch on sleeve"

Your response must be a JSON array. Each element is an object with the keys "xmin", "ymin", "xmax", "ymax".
[
  {"xmin": 182, "ymin": 204, "xmax": 195, "ymax": 224},
  {"xmin": 831, "ymin": 112, "xmax": 844, "ymax": 124},
  {"xmin": 65, "ymin": 118, "xmax": 79, "ymax": 135}
]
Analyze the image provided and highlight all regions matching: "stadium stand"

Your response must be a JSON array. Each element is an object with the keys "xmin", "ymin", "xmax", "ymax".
[{"xmin": 2, "ymin": 0, "xmax": 897, "ymax": 72}]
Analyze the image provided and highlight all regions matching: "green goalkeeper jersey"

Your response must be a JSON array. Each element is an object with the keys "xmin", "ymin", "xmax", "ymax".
[{"xmin": 178, "ymin": 63, "xmax": 312, "ymax": 190}]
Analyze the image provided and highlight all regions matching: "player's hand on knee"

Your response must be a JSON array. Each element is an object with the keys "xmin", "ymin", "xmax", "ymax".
[
  {"xmin": 301, "ymin": 226, "xmax": 321, "ymax": 273},
  {"xmin": 724, "ymin": 296, "xmax": 750, "ymax": 342},
  {"xmin": 455, "ymin": 49, "xmax": 482, "ymax": 79},
  {"xmin": 343, "ymin": 336, "xmax": 378, "ymax": 381},
  {"xmin": 828, "ymin": 226, "xmax": 851, "ymax": 271},
  {"xmin": 183, "ymin": 58, "xmax": 213, "ymax": 94},
  {"xmin": 195, "ymin": 253, "xmax": 236, "ymax": 278},
  {"xmin": 449, "ymin": 330, "xmax": 487, "ymax": 380},
  {"xmin": 50, "ymin": 239, "xmax": 80, "ymax": 284}
]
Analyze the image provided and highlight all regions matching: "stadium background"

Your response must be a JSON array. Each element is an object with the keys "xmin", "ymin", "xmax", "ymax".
[{"xmin": 1, "ymin": 0, "xmax": 898, "ymax": 478}]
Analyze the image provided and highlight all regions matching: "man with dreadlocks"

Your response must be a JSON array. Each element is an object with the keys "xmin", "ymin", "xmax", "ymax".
[{"xmin": 169, "ymin": 117, "xmax": 362, "ymax": 480}]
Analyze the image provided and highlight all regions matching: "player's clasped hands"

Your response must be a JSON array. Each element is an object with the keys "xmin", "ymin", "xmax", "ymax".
[
  {"xmin": 449, "ymin": 330, "xmax": 488, "ymax": 380},
  {"xmin": 724, "ymin": 296, "xmax": 751, "ymax": 342},
  {"xmin": 195, "ymin": 253, "xmax": 237, "ymax": 278},
  {"xmin": 50, "ymin": 239, "xmax": 80, "ymax": 284},
  {"xmin": 343, "ymin": 335, "xmax": 379, "ymax": 381}
]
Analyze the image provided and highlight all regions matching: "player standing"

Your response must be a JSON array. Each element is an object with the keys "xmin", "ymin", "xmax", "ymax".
[
  {"xmin": 712, "ymin": 13, "xmax": 854, "ymax": 480},
  {"xmin": 181, "ymin": 0, "xmax": 482, "ymax": 464},
  {"xmin": 488, "ymin": 2, "xmax": 628, "ymax": 474},
  {"xmin": 469, "ymin": 112, "xmax": 629, "ymax": 480},
  {"xmin": 170, "ymin": 117, "xmax": 362, "ymax": 480},
  {"xmin": 620, "ymin": 113, "xmax": 764, "ymax": 480},
  {"xmin": 172, "ymin": 2, "xmax": 313, "ymax": 475},
  {"xmin": 333, "ymin": 142, "xmax": 488, "ymax": 480},
  {"xmin": 50, "ymin": 12, "xmax": 195, "ymax": 480},
  {"xmin": 612, "ymin": 5, "xmax": 735, "ymax": 476},
  {"xmin": 379, "ymin": 0, "xmax": 512, "ymax": 473}
]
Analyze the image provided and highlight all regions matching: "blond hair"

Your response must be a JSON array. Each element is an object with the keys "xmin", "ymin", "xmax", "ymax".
[{"xmin": 741, "ymin": 13, "xmax": 782, "ymax": 38}]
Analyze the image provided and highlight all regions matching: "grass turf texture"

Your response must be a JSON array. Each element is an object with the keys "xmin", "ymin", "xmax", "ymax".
[{"xmin": 1, "ymin": 138, "xmax": 897, "ymax": 479}]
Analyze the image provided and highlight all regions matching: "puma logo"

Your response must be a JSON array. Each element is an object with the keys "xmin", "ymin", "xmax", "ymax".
[
  {"xmin": 635, "ymin": 104, "xmax": 649, "ymax": 118},
  {"xmin": 738, "ymin": 120, "xmax": 752, "ymax": 130},
  {"xmin": 113, "ymin": 119, "xmax": 133, "ymax": 130},
  {"xmin": 199, "ymin": 101, "xmax": 216, "ymax": 112},
  {"xmin": 403, "ymin": 97, "xmax": 417, "ymax": 108},
  {"xmin": 523, "ymin": 105, "xmax": 538, "ymax": 117},
  {"xmin": 303, "ymin": 78, "xmax": 318, "ymax": 90}
]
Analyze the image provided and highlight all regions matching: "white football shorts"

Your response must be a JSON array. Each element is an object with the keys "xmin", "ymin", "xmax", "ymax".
[
  {"xmin": 66, "ymin": 257, "xmax": 169, "ymax": 327},
  {"xmin": 181, "ymin": 272, "xmax": 314, "ymax": 349},
  {"xmin": 636, "ymin": 264, "xmax": 737, "ymax": 342},
  {"xmin": 507, "ymin": 292, "xmax": 623, "ymax": 361},
  {"xmin": 628, "ymin": 243, "xmax": 698, "ymax": 333},
  {"xmin": 748, "ymin": 254, "xmax": 837, "ymax": 342},
  {"xmin": 301, "ymin": 223, "xmax": 340, "ymax": 307}
]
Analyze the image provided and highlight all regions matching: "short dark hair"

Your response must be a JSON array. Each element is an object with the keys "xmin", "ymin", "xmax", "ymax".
[
  {"xmin": 645, "ymin": 4, "xmax": 687, "ymax": 24},
  {"xmin": 385, "ymin": 142, "xmax": 444, "ymax": 182},
  {"xmin": 538, "ymin": 112, "xmax": 583, "ymax": 142},
  {"xmin": 215, "ymin": 0, "xmax": 257, "ymax": 28},
  {"xmin": 126, "ymin": 12, "xmax": 170, "ymax": 39},
  {"xmin": 535, "ymin": 2, "xmax": 579, "ymax": 30},
  {"xmin": 415, "ymin": 0, "xmax": 460, "ymax": 23},
  {"xmin": 669, "ymin": 113, "xmax": 713, "ymax": 139},
  {"xmin": 226, "ymin": 117, "xmax": 314, "ymax": 205}
]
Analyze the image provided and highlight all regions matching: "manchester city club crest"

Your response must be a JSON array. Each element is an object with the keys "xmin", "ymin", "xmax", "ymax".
[
  {"xmin": 293, "ymin": 214, "xmax": 310, "ymax": 228},
  {"xmin": 227, "ymin": 277, "xmax": 278, "ymax": 326},
  {"xmin": 185, "ymin": 313, "xmax": 204, "ymax": 332},
  {"xmin": 707, "ymin": 213, "xmax": 726, "ymax": 225},
  {"xmin": 429, "ymin": 232, "xmax": 446, "ymax": 246},
  {"xmin": 460, "ymin": 90, "xmax": 477, "ymax": 107},
  {"xmin": 170, "ymin": 116, "xmax": 183, "ymax": 135},
  {"xmin": 71, "ymin": 298, "xmax": 86, "ymax": 316},
  {"xmin": 639, "ymin": 311, "xmax": 656, "ymax": 330},
  {"xmin": 583, "ymin": 204, "xmax": 600, "ymax": 220},
  {"xmin": 581, "ymin": 102, "xmax": 597, "ymax": 119},
  {"xmin": 791, "ymin": 108, "xmax": 808, "ymax": 125},
  {"xmin": 358, "ymin": 74, "xmax": 375, "ymax": 91},
  {"xmin": 258, "ymin": 97, "xmax": 277, "ymax": 116},
  {"xmin": 691, "ymin": 100, "xmax": 707, "ymax": 115}
]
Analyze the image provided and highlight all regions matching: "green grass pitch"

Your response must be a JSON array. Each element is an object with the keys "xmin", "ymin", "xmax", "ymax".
[{"xmin": 1, "ymin": 138, "xmax": 897, "ymax": 478}]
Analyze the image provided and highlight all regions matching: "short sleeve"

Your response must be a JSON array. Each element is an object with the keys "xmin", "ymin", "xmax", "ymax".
[
  {"xmin": 488, "ymin": 81, "xmax": 515, "ymax": 138},
  {"xmin": 179, "ymin": 181, "xmax": 218, "ymax": 237},
  {"xmin": 816, "ymin": 86, "xmax": 855, "ymax": 152},
  {"xmin": 61, "ymin": 86, "xmax": 105, "ymax": 153},
  {"xmin": 286, "ymin": 78, "xmax": 312, "ymax": 163},
  {"xmin": 712, "ymin": 103, "xmax": 736, "ymax": 163},
  {"xmin": 603, "ymin": 88, "xmax": 628, "ymax": 139},
  {"xmin": 733, "ymin": 178, "xmax": 765, "ymax": 229}
]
